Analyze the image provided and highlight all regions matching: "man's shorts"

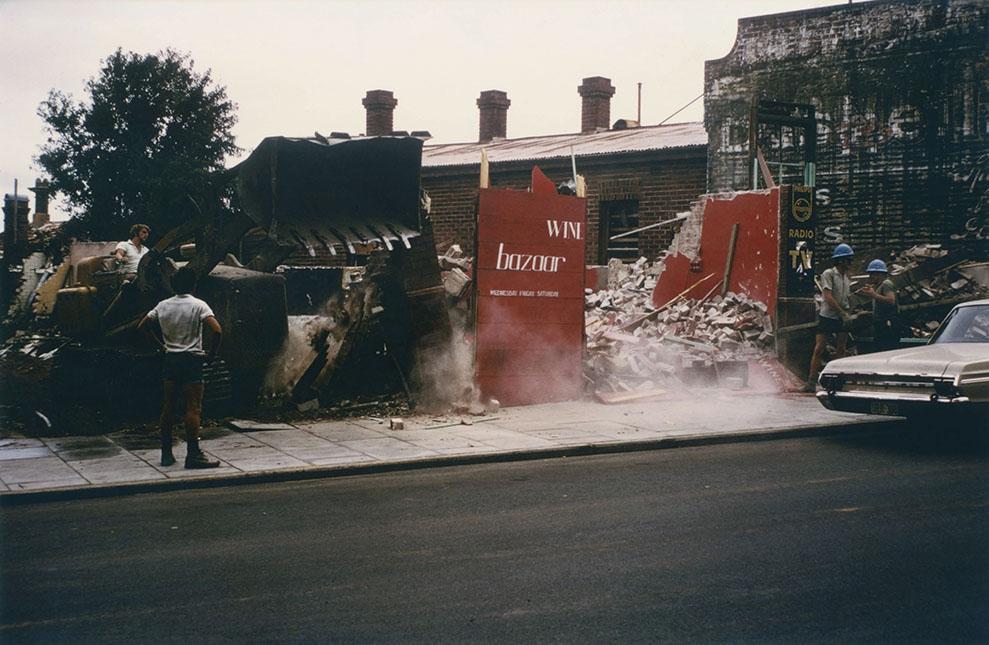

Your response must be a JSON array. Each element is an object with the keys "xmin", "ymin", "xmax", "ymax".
[
  {"xmin": 163, "ymin": 352, "xmax": 204, "ymax": 385},
  {"xmin": 817, "ymin": 314, "xmax": 848, "ymax": 334}
]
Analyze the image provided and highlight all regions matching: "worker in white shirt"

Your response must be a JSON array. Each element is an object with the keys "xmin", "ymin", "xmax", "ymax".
[
  {"xmin": 805, "ymin": 243, "xmax": 854, "ymax": 392},
  {"xmin": 138, "ymin": 267, "xmax": 223, "ymax": 469},
  {"xmin": 114, "ymin": 224, "xmax": 151, "ymax": 275}
]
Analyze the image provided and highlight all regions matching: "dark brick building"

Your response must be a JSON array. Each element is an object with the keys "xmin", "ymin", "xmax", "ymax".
[
  {"xmin": 416, "ymin": 77, "xmax": 707, "ymax": 265},
  {"xmin": 705, "ymin": 0, "xmax": 988, "ymax": 252}
]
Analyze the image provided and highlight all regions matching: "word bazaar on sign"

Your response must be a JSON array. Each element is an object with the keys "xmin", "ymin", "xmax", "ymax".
[{"xmin": 494, "ymin": 219, "xmax": 584, "ymax": 273}]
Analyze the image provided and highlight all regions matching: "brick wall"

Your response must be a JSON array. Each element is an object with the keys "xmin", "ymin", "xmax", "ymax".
[
  {"xmin": 705, "ymin": 0, "xmax": 988, "ymax": 253},
  {"xmin": 422, "ymin": 149, "xmax": 707, "ymax": 264}
]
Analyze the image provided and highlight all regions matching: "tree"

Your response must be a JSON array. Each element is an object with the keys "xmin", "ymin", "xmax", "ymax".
[{"xmin": 36, "ymin": 49, "xmax": 238, "ymax": 241}]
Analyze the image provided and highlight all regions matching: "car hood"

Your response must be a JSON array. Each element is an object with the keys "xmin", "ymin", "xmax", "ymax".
[{"xmin": 823, "ymin": 343, "xmax": 989, "ymax": 378}]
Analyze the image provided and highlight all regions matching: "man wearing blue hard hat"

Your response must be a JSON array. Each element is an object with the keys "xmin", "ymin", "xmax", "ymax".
[
  {"xmin": 861, "ymin": 258, "xmax": 899, "ymax": 351},
  {"xmin": 805, "ymin": 243, "xmax": 854, "ymax": 392}
]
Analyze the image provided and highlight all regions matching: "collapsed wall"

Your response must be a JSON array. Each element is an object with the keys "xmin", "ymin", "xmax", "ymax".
[{"xmin": 651, "ymin": 189, "xmax": 781, "ymax": 312}]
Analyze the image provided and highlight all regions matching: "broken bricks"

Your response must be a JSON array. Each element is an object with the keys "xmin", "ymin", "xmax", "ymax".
[{"xmin": 585, "ymin": 257, "xmax": 774, "ymax": 397}]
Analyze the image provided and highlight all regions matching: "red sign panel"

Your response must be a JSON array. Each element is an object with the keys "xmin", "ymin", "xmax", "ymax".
[{"xmin": 475, "ymin": 186, "xmax": 587, "ymax": 406}]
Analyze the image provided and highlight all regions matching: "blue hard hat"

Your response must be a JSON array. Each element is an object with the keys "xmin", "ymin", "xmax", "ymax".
[
  {"xmin": 866, "ymin": 259, "xmax": 888, "ymax": 273},
  {"xmin": 832, "ymin": 243, "xmax": 854, "ymax": 259}
]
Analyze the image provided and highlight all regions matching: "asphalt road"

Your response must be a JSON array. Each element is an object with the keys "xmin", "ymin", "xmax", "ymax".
[{"xmin": 2, "ymin": 423, "xmax": 987, "ymax": 643}]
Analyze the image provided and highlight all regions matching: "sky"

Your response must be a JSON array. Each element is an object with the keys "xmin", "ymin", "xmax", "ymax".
[{"xmin": 1, "ymin": 0, "xmax": 847, "ymax": 221}]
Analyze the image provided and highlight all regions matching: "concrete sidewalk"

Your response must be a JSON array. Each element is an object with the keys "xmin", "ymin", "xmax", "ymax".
[{"xmin": 0, "ymin": 390, "xmax": 896, "ymax": 501}]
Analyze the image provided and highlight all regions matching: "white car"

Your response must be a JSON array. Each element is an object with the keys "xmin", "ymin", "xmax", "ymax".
[{"xmin": 816, "ymin": 299, "xmax": 989, "ymax": 420}]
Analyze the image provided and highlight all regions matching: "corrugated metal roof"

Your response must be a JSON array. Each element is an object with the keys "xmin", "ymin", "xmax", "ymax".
[{"xmin": 422, "ymin": 122, "xmax": 707, "ymax": 168}]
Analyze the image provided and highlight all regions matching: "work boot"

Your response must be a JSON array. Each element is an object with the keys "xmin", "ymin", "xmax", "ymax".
[
  {"xmin": 185, "ymin": 451, "xmax": 220, "ymax": 469},
  {"xmin": 161, "ymin": 432, "xmax": 176, "ymax": 467},
  {"xmin": 161, "ymin": 448, "xmax": 176, "ymax": 467}
]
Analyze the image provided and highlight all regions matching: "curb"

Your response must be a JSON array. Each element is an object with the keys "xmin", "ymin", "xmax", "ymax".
[{"xmin": 0, "ymin": 417, "xmax": 903, "ymax": 506}]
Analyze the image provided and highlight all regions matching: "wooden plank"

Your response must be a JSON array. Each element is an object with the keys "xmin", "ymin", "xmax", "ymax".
[
  {"xmin": 721, "ymin": 222, "xmax": 739, "ymax": 297},
  {"xmin": 756, "ymin": 146, "xmax": 776, "ymax": 189}
]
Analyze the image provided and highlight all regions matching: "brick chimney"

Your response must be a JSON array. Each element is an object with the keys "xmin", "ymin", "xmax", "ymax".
[
  {"xmin": 29, "ymin": 178, "xmax": 51, "ymax": 227},
  {"xmin": 362, "ymin": 90, "xmax": 398, "ymax": 136},
  {"xmin": 477, "ymin": 90, "xmax": 510, "ymax": 142},
  {"xmin": 578, "ymin": 76, "xmax": 615, "ymax": 134},
  {"xmin": 2, "ymin": 194, "xmax": 30, "ymax": 253}
]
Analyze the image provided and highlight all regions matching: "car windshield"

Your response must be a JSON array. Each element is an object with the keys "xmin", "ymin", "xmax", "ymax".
[{"xmin": 931, "ymin": 304, "xmax": 989, "ymax": 344}]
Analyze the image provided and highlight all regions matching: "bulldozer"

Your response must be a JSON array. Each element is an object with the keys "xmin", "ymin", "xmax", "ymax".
[{"xmin": 46, "ymin": 134, "xmax": 451, "ymax": 422}]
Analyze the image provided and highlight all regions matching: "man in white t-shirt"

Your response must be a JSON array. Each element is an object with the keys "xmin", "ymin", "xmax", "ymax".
[
  {"xmin": 805, "ymin": 243, "xmax": 854, "ymax": 392},
  {"xmin": 114, "ymin": 224, "xmax": 151, "ymax": 275},
  {"xmin": 138, "ymin": 267, "xmax": 223, "ymax": 469}
]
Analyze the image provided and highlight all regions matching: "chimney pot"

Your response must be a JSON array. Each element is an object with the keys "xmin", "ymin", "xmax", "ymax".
[
  {"xmin": 28, "ymin": 178, "xmax": 51, "ymax": 227},
  {"xmin": 477, "ymin": 90, "xmax": 510, "ymax": 143},
  {"xmin": 362, "ymin": 90, "xmax": 398, "ymax": 137},
  {"xmin": 578, "ymin": 76, "xmax": 616, "ymax": 134}
]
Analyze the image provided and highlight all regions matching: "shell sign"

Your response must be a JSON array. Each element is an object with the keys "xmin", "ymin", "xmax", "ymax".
[{"xmin": 474, "ymin": 168, "xmax": 587, "ymax": 406}]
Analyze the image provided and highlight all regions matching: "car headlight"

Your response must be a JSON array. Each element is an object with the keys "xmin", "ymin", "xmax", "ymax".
[
  {"xmin": 820, "ymin": 373, "xmax": 843, "ymax": 392},
  {"xmin": 932, "ymin": 378, "xmax": 960, "ymax": 399}
]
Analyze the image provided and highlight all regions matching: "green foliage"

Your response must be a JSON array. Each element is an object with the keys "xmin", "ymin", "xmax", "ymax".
[{"xmin": 36, "ymin": 49, "xmax": 238, "ymax": 241}]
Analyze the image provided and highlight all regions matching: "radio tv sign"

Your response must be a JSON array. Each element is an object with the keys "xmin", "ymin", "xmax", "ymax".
[{"xmin": 474, "ymin": 177, "xmax": 587, "ymax": 406}]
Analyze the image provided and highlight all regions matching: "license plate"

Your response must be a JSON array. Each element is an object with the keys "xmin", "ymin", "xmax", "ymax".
[{"xmin": 870, "ymin": 401, "xmax": 899, "ymax": 416}]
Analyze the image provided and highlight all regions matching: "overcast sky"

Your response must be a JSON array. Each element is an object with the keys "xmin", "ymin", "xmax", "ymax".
[{"xmin": 1, "ymin": 0, "xmax": 847, "ymax": 220}]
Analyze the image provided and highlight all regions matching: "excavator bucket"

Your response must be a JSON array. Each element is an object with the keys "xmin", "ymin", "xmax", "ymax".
[
  {"xmin": 233, "ymin": 134, "xmax": 451, "ymax": 407},
  {"xmin": 233, "ymin": 135, "xmax": 425, "ymax": 260}
]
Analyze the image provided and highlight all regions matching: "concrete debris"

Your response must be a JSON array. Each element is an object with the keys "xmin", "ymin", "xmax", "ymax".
[
  {"xmin": 438, "ymin": 245, "xmax": 473, "ymax": 304},
  {"xmin": 442, "ymin": 267, "xmax": 471, "ymax": 298},
  {"xmin": 586, "ymin": 257, "xmax": 774, "ymax": 397},
  {"xmin": 438, "ymin": 244, "xmax": 471, "ymax": 271},
  {"xmin": 389, "ymin": 418, "xmax": 404, "ymax": 430}
]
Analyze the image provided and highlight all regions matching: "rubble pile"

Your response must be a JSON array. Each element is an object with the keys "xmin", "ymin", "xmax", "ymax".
[
  {"xmin": 585, "ymin": 257, "xmax": 774, "ymax": 398},
  {"xmin": 585, "ymin": 258, "xmax": 662, "ymax": 330}
]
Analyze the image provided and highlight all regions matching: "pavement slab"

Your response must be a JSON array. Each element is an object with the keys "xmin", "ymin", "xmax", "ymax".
[
  {"xmin": 8, "ymin": 477, "xmax": 90, "ymax": 491},
  {"xmin": 222, "ymin": 454, "xmax": 310, "ymax": 472},
  {"xmin": 0, "ymin": 447, "xmax": 53, "ymax": 461},
  {"xmin": 67, "ymin": 464, "xmax": 166, "ymax": 484},
  {"xmin": 400, "ymin": 430, "xmax": 495, "ymax": 452},
  {"xmin": 226, "ymin": 420, "xmax": 297, "ymax": 432},
  {"xmin": 451, "ymin": 426, "xmax": 560, "ymax": 449},
  {"xmin": 527, "ymin": 427, "xmax": 621, "ymax": 445},
  {"xmin": 0, "ymin": 438, "xmax": 45, "ymax": 449},
  {"xmin": 307, "ymin": 454, "xmax": 377, "ymax": 467},
  {"xmin": 0, "ymin": 457, "xmax": 85, "ymax": 485},
  {"xmin": 339, "ymin": 437, "xmax": 441, "ymax": 461},
  {"xmin": 248, "ymin": 429, "xmax": 338, "ymax": 450},
  {"xmin": 304, "ymin": 421, "xmax": 391, "ymax": 441}
]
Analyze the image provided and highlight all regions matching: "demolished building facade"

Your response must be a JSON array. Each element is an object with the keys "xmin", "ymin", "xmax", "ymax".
[{"xmin": 2, "ymin": 0, "xmax": 987, "ymax": 435}]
